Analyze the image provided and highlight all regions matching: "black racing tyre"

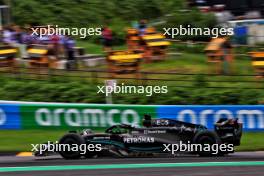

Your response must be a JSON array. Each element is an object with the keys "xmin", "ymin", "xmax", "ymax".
[
  {"xmin": 193, "ymin": 131, "xmax": 222, "ymax": 157},
  {"xmin": 59, "ymin": 133, "xmax": 85, "ymax": 159}
]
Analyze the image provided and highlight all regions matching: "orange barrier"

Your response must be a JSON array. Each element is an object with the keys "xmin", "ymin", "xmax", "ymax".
[
  {"xmin": 107, "ymin": 50, "xmax": 143, "ymax": 78},
  {"xmin": 249, "ymin": 51, "xmax": 264, "ymax": 77},
  {"xmin": 126, "ymin": 28, "xmax": 170, "ymax": 63},
  {"xmin": 205, "ymin": 37, "xmax": 233, "ymax": 74},
  {"xmin": 27, "ymin": 44, "xmax": 58, "ymax": 69},
  {"xmin": 0, "ymin": 46, "xmax": 18, "ymax": 71}
]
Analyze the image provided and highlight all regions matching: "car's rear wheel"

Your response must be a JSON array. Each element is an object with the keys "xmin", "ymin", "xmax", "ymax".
[
  {"xmin": 193, "ymin": 131, "xmax": 222, "ymax": 157},
  {"xmin": 59, "ymin": 133, "xmax": 85, "ymax": 159}
]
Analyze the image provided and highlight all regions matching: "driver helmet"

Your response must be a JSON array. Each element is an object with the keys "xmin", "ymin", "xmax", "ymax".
[
  {"xmin": 142, "ymin": 114, "xmax": 152, "ymax": 127},
  {"xmin": 82, "ymin": 129, "xmax": 93, "ymax": 135}
]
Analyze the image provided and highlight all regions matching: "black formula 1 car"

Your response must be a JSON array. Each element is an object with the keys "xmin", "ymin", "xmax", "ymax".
[{"xmin": 35, "ymin": 115, "xmax": 242, "ymax": 159}]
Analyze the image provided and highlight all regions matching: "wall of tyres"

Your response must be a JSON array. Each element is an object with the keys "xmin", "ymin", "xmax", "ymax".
[{"xmin": 0, "ymin": 102, "xmax": 263, "ymax": 131}]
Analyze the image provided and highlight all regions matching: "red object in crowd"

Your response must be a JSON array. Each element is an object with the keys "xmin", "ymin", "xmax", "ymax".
[
  {"xmin": 50, "ymin": 35, "xmax": 60, "ymax": 44},
  {"xmin": 102, "ymin": 27, "xmax": 113, "ymax": 40}
]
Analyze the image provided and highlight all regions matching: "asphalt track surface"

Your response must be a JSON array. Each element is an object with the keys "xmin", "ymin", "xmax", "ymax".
[{"xmin": 0, "ymin": 152, "xmax": 263, "ymax": 176}]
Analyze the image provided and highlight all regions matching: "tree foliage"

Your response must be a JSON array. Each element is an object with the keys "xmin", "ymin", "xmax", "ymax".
[
  {"xmin": 2, "ymin": 0, "xmax": 217, "ymax": 41},
  {"xmin": 10, "ymin": 0, "xmax": 214, "ymax": 27}
]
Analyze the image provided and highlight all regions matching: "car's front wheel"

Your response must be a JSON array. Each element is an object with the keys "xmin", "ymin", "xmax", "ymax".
[{"xmin": 58, "ymin": 133, "xmax": 85, "ymax": 159}]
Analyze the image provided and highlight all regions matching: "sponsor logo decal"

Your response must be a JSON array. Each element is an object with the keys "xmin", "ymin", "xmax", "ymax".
[{"xmin": 123, "ymin": 137, "xmax": 155, "ymax": 143}]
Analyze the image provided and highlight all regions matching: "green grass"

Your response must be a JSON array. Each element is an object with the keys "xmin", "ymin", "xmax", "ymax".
[
  {"xmin": 76, "ymin": 40, "xmax": 127, "ymax": 54},
  {"xmin": 0, "ymin": 130, "xmax": 262, "ymax": 152},
  {"xmin": 0, "ymin": 130, "xmax": 67, "ymax": 152},
  {"xmin": 236, "ymin": 132, "xmax": 264, "ymax": 151},
  {"xmin": 76, "ymin": 41, "xmax": 103, "ymax": 54}
]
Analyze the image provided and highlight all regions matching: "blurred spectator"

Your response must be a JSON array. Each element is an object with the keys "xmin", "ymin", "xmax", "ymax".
[
  {"xmin": 21, "ymin": 27, "xmax": 34, "ymax": 45},
  {"xmin": 0, "ymin": 24, "xmax": 80, "ymax": 69},
  {"xmin": 4, "ymin": 25, "xmax": 27, "ymax": 58},
  {"xmin": 64, "ymin": 35, "xmax": 76, "ymax": 70},
  {"xmin": 13, "ymin": 25, "xmax": 23, "ymax": 44},
  {"xmin": 102, "ymin": 26, "xmax": 113, "ymax": 52},
  {"xmin": 138, "ymin": 19, "xmax": 147, "ymax": 36},
  {"xmin": 2, "ymin": 25, "xmax": 13, "ymax": 44},
  {"xmin": 14, "ymin": 25, "xmax": 28, "ymax": 58},
  {"xmin": 50, "ymin": 29, "xmax": 60, "ymax": 58}
]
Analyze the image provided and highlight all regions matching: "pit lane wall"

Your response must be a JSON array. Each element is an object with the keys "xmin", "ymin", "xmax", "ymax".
[{"xmin": 0, "ymin": 101, "xmax": 264, "ymax": 131}]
